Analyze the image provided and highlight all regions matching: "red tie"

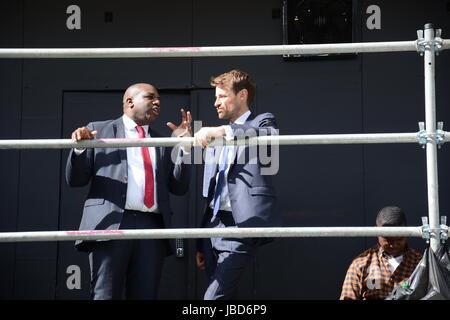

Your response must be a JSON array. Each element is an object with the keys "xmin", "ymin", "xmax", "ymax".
[{"xmin": 135, "ymin": 125, "xmax": 155, "ymax": 208}]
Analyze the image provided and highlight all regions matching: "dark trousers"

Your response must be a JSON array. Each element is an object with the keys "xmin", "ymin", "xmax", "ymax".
[
  {"xmin": 88, "ymin": 210, "xmax": 168, "ymax": 300},
  {"xmin": 202, "ymin": 209, "xmax": 258, "ymax": 300}
]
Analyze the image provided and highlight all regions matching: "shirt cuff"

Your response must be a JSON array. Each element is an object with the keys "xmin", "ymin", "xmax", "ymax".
[
  {"xmin": 74, "ymin": 148, "xmax": 86, "ymax": 156},
  {"xmin": 180, "ymin": 147, "xmax": 190, "ymax": 155}
]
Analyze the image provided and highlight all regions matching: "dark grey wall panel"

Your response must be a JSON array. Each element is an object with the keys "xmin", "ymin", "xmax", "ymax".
[
  {"xmin": 0, "ymin": 0, "xmax": 23, "ymax": 300},
  {"xmin": 13, "ymin": 244, "xmax": 57, "ymax": 299},
  {"xmin": 193, "ymin": 0, "xmax": 281, "ymax": 46},
  {"xmin": 23, "ymin": 0, "xmax": 193, "ymax": 47},
  {"xmin": 22, "ymin": 0, "xmax": 193, "ymax": 88},
  {"xmin": 0, "ymin": 1, "xmax": 23, "ymax": 46},
  {"xmin": 0, "ymin": 60, "xmax": 22, "ymax": 299}
]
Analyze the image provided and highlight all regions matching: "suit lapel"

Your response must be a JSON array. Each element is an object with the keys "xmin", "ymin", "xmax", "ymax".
[
  {"xmin": 229, "ymin": 113, "xmax": 255, "ymax": 172},
  {"xmin": 113, "ymin": 117, "xmax": 127, "ymax": 162},
  {"xmin": 113, "ymin": 117, "xmax": 125, "ymax": 138}
]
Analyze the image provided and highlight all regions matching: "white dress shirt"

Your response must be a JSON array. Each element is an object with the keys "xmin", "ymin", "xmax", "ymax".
[
  {"xmin": 209, "ymin": 110, "xmax": 251, "ymax": 211},
  {"xmin": 122, "ymin": 114, "xmax": 159, "ymax": 213}
]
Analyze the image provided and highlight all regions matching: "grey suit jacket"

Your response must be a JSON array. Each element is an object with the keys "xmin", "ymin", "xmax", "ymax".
[
  {"xmin": 201, "ymin": 112, "xmax": 281, "ymax": 229},
  {"xmin": 66, "ymin": 117, "xmax": 190, "ymax": 251}
]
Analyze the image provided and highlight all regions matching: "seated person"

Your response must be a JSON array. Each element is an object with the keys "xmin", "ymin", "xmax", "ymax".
[{"xmin": 340, "ymin": 206, "xmax": 422, "ymax": 300}]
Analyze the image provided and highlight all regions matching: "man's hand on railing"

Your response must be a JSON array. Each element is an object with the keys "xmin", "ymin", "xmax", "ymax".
[{"xmin": 71, "ymin": 127, "xmax": 97, "ymax": 151}]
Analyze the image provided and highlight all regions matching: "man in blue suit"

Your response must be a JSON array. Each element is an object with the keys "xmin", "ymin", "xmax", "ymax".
[
  {"xmin": 66, "ymin": 83, "xmax": 192, "ymax": 299},
  {"xmin": 194, "ymin": 70, "xmax": 281, "ymax": 300}
]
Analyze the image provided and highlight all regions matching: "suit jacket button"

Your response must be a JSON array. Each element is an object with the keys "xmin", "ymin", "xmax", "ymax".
[{"xmin": 122, "ymin": 194, "xmax": 126, "ymax": 198}]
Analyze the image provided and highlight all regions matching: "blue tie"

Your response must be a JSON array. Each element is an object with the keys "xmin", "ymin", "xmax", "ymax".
[{"xmin": 212, "ymin": 146, "xmax": 230, "ymax": 216}]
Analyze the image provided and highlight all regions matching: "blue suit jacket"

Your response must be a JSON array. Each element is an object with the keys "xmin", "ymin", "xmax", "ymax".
[
  {"xmin": 66, "ymin": 117, "xmax": 190, "ymax": 251},
  {"xmin": 201, "ymin": 112, "xmax": 281, "ymax": 229}
]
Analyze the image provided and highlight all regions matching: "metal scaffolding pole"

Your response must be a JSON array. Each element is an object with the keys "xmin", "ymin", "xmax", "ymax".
[
  {"xmin": 422, "ymin": 24, "xmax": 442, "ymax": 251},
  {"xmin": 0, "ymin": 40, "xmax": 448, "ymax": 59},
  {"xmin": 0, "ymin": 226, "xmax": 423, "ymax": 243},
  {"xmin": 0, "ymin": 132, "xmax": 431, "ymax": 149}
]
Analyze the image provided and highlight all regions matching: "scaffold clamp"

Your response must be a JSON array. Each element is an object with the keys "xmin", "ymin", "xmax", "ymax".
[
  {"xmin": 417, "ymin": 121, "xmax": 445, "ymax": 148},
  {"xmin": 417, "ymin": 122, "xmax": 427, "ymax": 148},
  {"xmin": 421, "ymin": 217, "xmax": 431, "ymax": 243},
  {"xmin": 436, "ymin": 122, "xmax": 445, "ymax": 148},
  {"xmin": 416, "ymin": 28, "xmax": 443, "ymax": 55},
  {"xmin": 421, "ymin": 216, "xmax": 448, "ymax": 244},
  {"xmin": 440, "ymin": 216, "xmax": 448, "ymax": 243}
]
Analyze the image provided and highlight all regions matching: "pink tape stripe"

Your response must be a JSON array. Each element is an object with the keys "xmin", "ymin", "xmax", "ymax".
[{"xmin": 67, "ymin": 230, "xmax": 125, "ymax": 235}]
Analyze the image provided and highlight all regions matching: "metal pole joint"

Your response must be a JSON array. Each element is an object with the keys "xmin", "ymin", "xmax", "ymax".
[
  {"xmin": 416, "ymin": 28, "xmax": 443, "ymax": 55},
  {"xmin": 417, "ymin": 122, "xmax": 445, "ymax": 148},
  {"xmin": 440, "ymin": 216, "xmax": 448, "ymax": 242},
  {"xmin": 422, "ymin": 216, "xmax": 448, "ymax": 244},
  {"xmin": 421, "ymin": 217, "xmax": 431, "ymax": 243}
]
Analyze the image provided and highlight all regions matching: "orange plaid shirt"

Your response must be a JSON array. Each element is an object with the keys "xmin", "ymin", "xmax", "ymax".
[{"xmin": 340, "ymin": 244, "xmax": 422, "ymax": 300}]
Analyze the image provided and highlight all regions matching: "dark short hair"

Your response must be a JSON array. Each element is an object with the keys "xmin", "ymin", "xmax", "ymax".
[
  {"xmin": 210, "ymin": 69, "xmax": 256, "ymax": 106},
  {"xmin": 376, "ymin": 206, "xmax": 407, "ymax": 226}
]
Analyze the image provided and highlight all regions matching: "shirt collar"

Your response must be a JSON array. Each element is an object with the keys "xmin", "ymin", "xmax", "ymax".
[
  {"xmin": 377, "ymin": 243, "xmax": 409, "ymax": 259},
  {"xmin": 232, "ymin": 110, "xmax": 251, "ymax": 125},
  {"xmin": 122, "ymin": 114, "xmax": 149, "ymax": 135}
]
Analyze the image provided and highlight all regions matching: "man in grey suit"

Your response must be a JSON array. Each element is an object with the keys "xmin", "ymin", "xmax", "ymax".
[
  {"xmin": 66, "ymin": 83, "xmax": 192, "ymax": 299},
  {"xmin": 194, "ymin": 70, "xmax": 281, "ymax": 300}
]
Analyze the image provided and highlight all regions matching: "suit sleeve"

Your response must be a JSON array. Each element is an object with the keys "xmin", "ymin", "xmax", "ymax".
[
  {"xmin": 229, "ymin": 112, "xmax": 278, "ymax": 139},
  {"xmin": 166, "ymin": 146, "xmax": 191, "ymax": 196},
  {"xmin": 65, "ymin": 123, "xmax": 95, "ymax": 187}
]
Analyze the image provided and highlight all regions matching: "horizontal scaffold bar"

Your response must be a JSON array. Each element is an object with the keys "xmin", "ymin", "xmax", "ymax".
[
  {"xmin": 0, "ymin": 132, "xmax": 434, "ymax": 149},
  {"xmin": 0, "ymin": 40, "xmax": 449, "ymax": 59},
  {"xmin": 0, "ymin": 227, "xmax": 423, "ymax": 243}
]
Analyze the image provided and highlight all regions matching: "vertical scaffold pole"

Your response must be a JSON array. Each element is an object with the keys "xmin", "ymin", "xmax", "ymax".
[{"xmin": 423, "ymin": 23, "xmax": 440, "ymax": 251}]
